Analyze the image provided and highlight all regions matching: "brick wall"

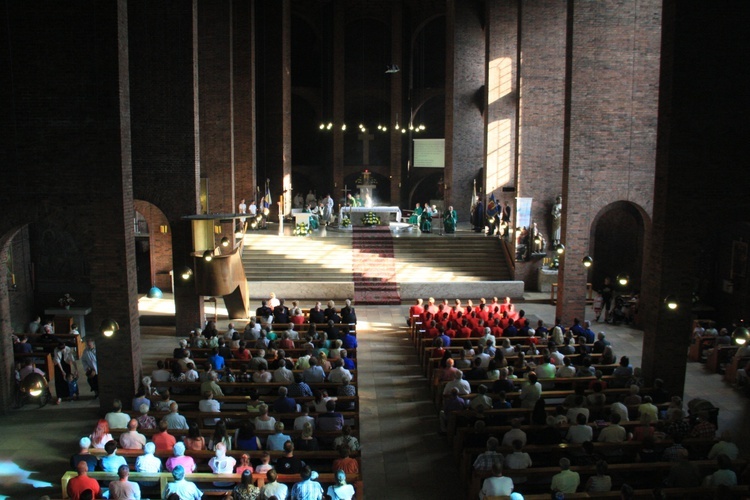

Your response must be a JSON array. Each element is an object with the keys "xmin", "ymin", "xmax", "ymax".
[
  {"xmin": 514, "ymin": 0, "xmax": 568, "ymax": 286},
  {"xmin": 557, "ymin": 0, "xmax": 661, "ymax": 324},
  {"xmin": 128, "ymin": 0, "xmax": 204, "ymax": 334}
]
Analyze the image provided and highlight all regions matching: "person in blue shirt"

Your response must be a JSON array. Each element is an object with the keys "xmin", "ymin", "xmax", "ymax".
[
  {"xmin": 98, "ymin": 440, "xmax": 127, "ymax": 472},
  {"xmin": 290, "ymin": 465, "xmax": 324, "ymax": 500},
  {"xmin": 341, "ymin": 329, "xmax": 358, "ymax": 350},
  {"xmin": 208, "ymin": 348, "xmax": 225, "ymax": 371}
]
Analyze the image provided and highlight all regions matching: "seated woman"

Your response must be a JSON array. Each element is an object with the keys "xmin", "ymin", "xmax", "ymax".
[
  {"xmin": 290, "ymin": 302, "xmax": 305, "ymax": 325},
  {"xmin": 408, "ymin": 202, "xmax": 423, "ymax": 225}
]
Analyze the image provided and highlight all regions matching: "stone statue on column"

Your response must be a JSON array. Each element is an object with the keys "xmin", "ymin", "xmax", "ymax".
[{"xmin": 551, "ymin": 195, "xmax": 562, "ymax": 245}]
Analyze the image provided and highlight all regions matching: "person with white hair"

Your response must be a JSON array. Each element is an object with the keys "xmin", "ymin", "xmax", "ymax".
[
  {"xmin": 135, "ymin": 442, "xmax": 162, "ymax": 473},
  {"xmin": 166, "ymin": 442, "xmax": 196, "ymax": 472},
  {"xmin": 341, "ymin": 298, "xmax": 357, "ymax": 324}
]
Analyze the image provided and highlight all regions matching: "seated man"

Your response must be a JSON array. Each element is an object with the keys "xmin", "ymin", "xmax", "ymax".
[
  {"xmin": 119, "ymin": 419, "xmax": 147, "ymax": 450},
  {"xmin": 317, "ymin": 400, "xmax": 345, "ymax": 433},
  {"xmin": 104, "ymin": 399, "xmax": 130, "ymax": 430},
  {"xmin": 67, "ymin": 461, "xmax": 101, "ymax": 500},
  {"xmin": 276, "ymin": 440, "xmax": 306, "ymax": 474},
  {"xmin": 551, "ymin": 457, "xmax": 580, "ymax": 494},
  {"xmin": 260, "ymin": 469, "xmax": 289, "ymax": 500},
  {"xmin": 479, "ymin": 462, "xmax": 514, "ymax": 499},
  {"xmin": 473, "ymin": 437, "xmax": 504, "ymax": 471},
  {"xmin": 290, "ymin": 465, "xmax": 324, "ymax": 500},
  {"xmin": 163, "ymin": 465, "xmax": 203, "ymax": 500},
  {"xmin": 70, "ymin": 437, "xmax": 98, "ymax": 472},
  {"xmin": 267, "ymin": 421, "xmax": 293, "ymax": 451},
  {"xmin": 271, "ymin": 386, "xmax": 297, "ymax": 414},
  {"xmin": 108, "ymin": 464, "xmax": 141, "ymax": 500},
  {"xmin": 98, "ymin": 440, "xmax": 127, "ymax": 472}
]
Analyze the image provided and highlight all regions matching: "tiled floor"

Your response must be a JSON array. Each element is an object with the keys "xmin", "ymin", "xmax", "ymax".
[{"xmin": 2, "ymin": 295, "xmax": 749, "ymax": 499}]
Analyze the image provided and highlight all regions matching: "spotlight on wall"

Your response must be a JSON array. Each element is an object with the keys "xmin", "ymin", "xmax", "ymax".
[
  {"xmin": 100, "ymin": 319, "xmax": 120, "ymax": 337},
  {"xmin": 220, "ymin": 237, "xmax": 230, "ymax": 247},
  {"xmin": 664, "ymin": 295, "xmax": 678, "ymax": 310},
  {"xmin": 556, "ymin": 243, "xmax": 565, "ymax": 255},
  {"xmin": 582, "ymin": 255, "xmax": 594, "ymax": 268},
  {"xmin": 617, "ymin": 273, "xmax": 629, "ymax": 286},
  {"xmin": 732, "ymin": 323, "xmax": 749, "ymax": 345},
  {"xmin": 203, "ymin": 249, "xmax": 214, "ymax": 262},
  {"xmin": 21, "ymin": 372, "xmax": 48, "ymax": 398},
  {"xmin": 159, "ymin": 224, "xmax": 169, "ymax": 234},
  {"xmin": 180, "ymin": 267, "xmax": 193, "ymax": 280}
]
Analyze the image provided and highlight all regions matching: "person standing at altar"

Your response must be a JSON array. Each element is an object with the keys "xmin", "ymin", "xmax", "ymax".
[
  {"xmin": 444, "ymin": 206, "xmax": 457, "ymax": 233},
  {"xmin": 473, "ymin": 197, "xmax": 485, "ymax": 232},
  {"xmin": 346, "ymin": 194, "xmax": 360, "ymax": 207},
  {"xmin": 409, "ymin": 203, "xmax": 423, "ymax": 225},
  {"xmin": 293, "ymin": 192, "xmax": 303, "ymax": 209},
  {"xmin": 323, "ymin": 194, "xmax": 334, "ymax": 225},
  {"xmin": 306, "ymin": 190, "xmax": 317, "ymax": 207}
]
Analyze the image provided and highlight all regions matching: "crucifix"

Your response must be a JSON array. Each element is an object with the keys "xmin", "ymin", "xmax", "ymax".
[{"xmin": 358, "ymin": 131, "xmax": 374, "ymax": 165}]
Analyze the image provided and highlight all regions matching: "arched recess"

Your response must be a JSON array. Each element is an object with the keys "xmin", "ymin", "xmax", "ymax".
[
  {"xmin": 589, "ymin": 201, "xmax": 650, "ymax": 293},
  {"xmin": 133, "ymin": 200, "xmax": 172, "ymax": 293},
  {"xmin": 407, "ymin": 171, "xmax": 445, "ymax": 209}
]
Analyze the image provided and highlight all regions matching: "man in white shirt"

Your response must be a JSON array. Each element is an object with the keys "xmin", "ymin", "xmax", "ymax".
[
  {"xmin": 479, "ymin": 462, "xmax": 514, "ymax": 498},
  {"xmin": 443, "ymin": 370, "xmax": 471, "ymax": 396},
  {"xmin": 501, "ymin": 419, "xmax": 527, "ymax": 447},
  {"xmin": 328, "ymin": 359, "xmax": 352, "ymax": 384},
  {"xmin": 105, "ymin": 399, "xmax": 131, "ymax": 429},
  {"xmin": 199, "ymin": 391, "xmax": 221, "ymax": 426},
  {"xmin": 565, "ymin": 413, "xmax": 593, "ymax": 444},
  {"xmin": 135, "ymin": 442, "xmax": 162, "ymax": 473},
  {"xmin": 273, "ymin": 364, "xmax": 294, "ymax": 384}
]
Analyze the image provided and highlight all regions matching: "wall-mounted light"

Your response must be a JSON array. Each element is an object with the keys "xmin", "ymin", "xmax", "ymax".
[
  {"xmin": 180, "ymin": 267, "xmax": 193, "ymax": 280},
  {"xmin": 582, "ymin": 256, "xmax": 593, "ymax": 268},
  {"xmin": 617, "ymin": 273, "xmax": 629, "ymax": 286},
  {"xmin": 733, "ymin": 323, "xmax": 748, "ymax": 346},
  {"xmin": 214, "ymin": 225, "xmax": 222, "ymax": 234},
  {"xmin": 100, "ymin": 319, "xmax": 119, "ymax": 337},
  {"xmin": 203, "ymin": 250, "xmax": 214, "ymax": 262},
  {"xmin": 664, "ymin": 295, "xmax": 678, "ymax": 310},
  {"xmin": 159, "ymin": 224, "xmax": 169, "ymax": 234},
  {"xmin": 220, "ymin": 237, "xmax": 230, "ymax": 247},
  {"xmin": 556, "ymin": 243, "xmax": 565, "ymax": 255}
]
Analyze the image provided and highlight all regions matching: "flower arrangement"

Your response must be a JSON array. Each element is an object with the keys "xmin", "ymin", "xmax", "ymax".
[
  {"xmin": 293, "ymin": 222, "xmax": 312, "ymax": 236},
  {"xmin": 341, "ymin": 216, "xmax": 351, "ymax": 228},
  {"xmin": 361, "ymin": 212, "xmax": 381, "ymax": 226},
  {"xmin": 59, "ymin": 293, "xmax": 75, "ymax": 309}
]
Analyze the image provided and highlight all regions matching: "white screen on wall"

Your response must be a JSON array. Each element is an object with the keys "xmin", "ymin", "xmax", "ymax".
[{"xmin": 413, "ymin": 138, "xmax": 445, "ymax": 168}]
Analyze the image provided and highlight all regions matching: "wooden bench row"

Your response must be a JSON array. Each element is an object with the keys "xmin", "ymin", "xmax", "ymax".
[
  {"xmin": 468, "ymin": 459, "xmax": 747, "ymax": 499},
  {"xmin": 61, "ymin": 471, "xmax": 363, "ymax": 500}
]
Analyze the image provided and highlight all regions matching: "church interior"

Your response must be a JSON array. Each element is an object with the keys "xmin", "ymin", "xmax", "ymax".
[{"xmin": 1, "ymin": 0, "xmax": 750, "ymax": 498}]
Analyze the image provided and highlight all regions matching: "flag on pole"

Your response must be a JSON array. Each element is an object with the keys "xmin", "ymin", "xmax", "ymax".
[
  {"xmin": 262, "ymin": 179, "xmax": 271, "ymax": 209},
  {"xmin": 487, "ymin": 193, "xmax": 499, "ymax": 217},
  {"xmin": 470, "ymin": 179, "xmax": 477, "ymax": 216}
]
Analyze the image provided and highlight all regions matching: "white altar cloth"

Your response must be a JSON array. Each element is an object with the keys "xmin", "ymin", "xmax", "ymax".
[{"xmin": 339, "ymin": 206, "xmax": 402, "ymax": 226}]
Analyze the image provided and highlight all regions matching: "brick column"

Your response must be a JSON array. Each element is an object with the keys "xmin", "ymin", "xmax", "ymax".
[{"xmin": 445, "ymin": 0, "xmax": 485, "ymax": 221}]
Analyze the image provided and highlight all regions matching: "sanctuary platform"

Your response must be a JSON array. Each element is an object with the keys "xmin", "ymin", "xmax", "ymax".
[{"xmin": 241, "ymin": 221, "xmax": 523, "ymax": 305}]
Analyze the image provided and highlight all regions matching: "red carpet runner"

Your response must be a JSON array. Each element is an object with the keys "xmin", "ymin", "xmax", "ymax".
[{"xmin": 351, "ymin": 227, "xmax": 401, "ymax": 305}]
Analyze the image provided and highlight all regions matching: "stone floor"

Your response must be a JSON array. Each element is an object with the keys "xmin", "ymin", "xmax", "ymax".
[{"xmin": 1, "ymin": 294, "xmax": 749, "ymax": 499}]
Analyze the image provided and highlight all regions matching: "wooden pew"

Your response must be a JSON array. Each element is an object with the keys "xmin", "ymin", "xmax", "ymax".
[
  {"xmin": 61, "ymin": 470, "xmax": 363, "ymax": 500},
  {"xmin": 21, "ymin": 332, "xmax": 85, "ymax": 358},
  {"xmin": 706, "ymin": 345, "xmax": 737, "ymax": 373},
  {"xmin": 723, "ymin": 354, "xmax": 750, "ymax": 384}
]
